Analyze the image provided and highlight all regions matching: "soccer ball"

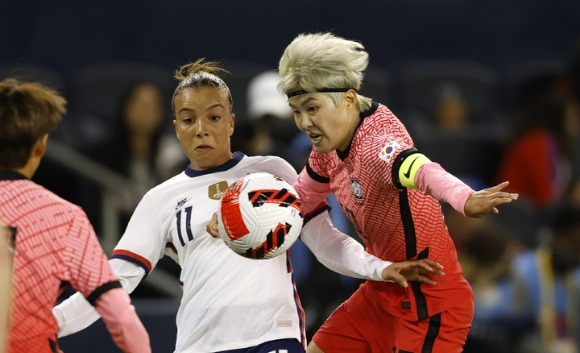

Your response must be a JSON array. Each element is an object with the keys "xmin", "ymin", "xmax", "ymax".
[{"xmin": 216, "ymin": 172, "xmax": 303, "ymax": 260}]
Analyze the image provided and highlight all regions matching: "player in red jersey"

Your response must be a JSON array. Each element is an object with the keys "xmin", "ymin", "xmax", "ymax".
[
  {"xmin": 278, "ymin": 33, "xmax": 519, "ymax": 353},
  {"xmin": 0, "ymin": 78, "xmax": 150, "ymax": 353}
]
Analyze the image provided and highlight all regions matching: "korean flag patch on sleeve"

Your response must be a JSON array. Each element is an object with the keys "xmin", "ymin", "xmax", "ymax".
[{"xmin": 379, "ymin": 141, "xmax": 401, "ymax": 162}]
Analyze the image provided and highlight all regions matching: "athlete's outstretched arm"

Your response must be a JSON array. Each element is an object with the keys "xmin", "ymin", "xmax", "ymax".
[
  {"xmin": 206, "ymin": 210, "xmax": 443, "ymax": 286},
  {"xmin": 416, "ymin": 163, "xmax": 518, "ymax": 217},
  {"xmin": 463, "ymin": 181, "xmax": 518, "ymax": 217},
  {"xmin": 54, "ymin": 211, "xmax": 150, "ymax": 352},
  {"xmin": 300, "ymin": 210, "xmax": 444, "ymax": 287},
  {"xmin": 92, "ymin": 287, "xmax": 150, "ymax": 353},
  {"xmin": 54, "ymin": 259, "xmax": 145, "ymax": 337},
  {"xmin": 299, "ymin": 210, "xmax": 387, "ymax": 281},
  {"xmin": 396, "ymin": 151, "xmax": 518, "ymax": 217}
]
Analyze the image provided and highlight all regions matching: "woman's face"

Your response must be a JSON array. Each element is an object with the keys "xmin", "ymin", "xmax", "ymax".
[
  {"xmin": 288, "ymin": 91, "xmax": 359, "ymax": 153},
  {"xmin": 173, "ymin": 86, "xmax": 235, "ymax": 170}
]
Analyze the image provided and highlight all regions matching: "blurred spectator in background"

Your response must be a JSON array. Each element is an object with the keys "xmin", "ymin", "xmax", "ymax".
[
  {"xmin": 231, "ymin": 71, "xmax": 296, "ymax": 159},
  {"xmin": 410, "ymin": 82, "xmax": 470, "ymax": 137},
  {"xmin": 79, "ymin": 80, "xmax": 187, "ymax": 298},
  {"xmin": 460, "ymin": 224, "xmax": 532, "ymax": 353},
  {"xmin": 495, "ymin": 75, "xmax": 579, "ymax": 214},
  {"xmin": 443, "ymin": 203, "xmax": 494, "ymax": 256},
  {"xmin": 434, "ymin": 82, "xmax": 469, "ymax": 132},
  {"xmin": 567, "ymin": 34, "xmax": 580, "ymax": 207},
  {"xmin": 409, "ymin": 81, "xmax": 505, "ymax": 191},
  {"xmin": 85, "ymin": 80, "xmax": 186, "ymax": 233},
  {"xmin": 511, "ymin": 203, "xmax": 580, "ymax": 353}
]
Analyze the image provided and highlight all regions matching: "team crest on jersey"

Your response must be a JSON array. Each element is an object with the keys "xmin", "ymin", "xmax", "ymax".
[
  {"xmin": 350, "ymin": 178, "xmax": 364, "ymax": 201},
  {"xmin": 379, "ymin": 141, "xmax": 401, "ymax": 162},
  {"xmin": 208, "ymin": 181, "xmax": 229, "ymax": 200}
]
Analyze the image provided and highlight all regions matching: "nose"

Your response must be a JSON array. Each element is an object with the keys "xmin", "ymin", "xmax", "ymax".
[
  {"xmin": 295, "ymin": 113, "xmax": 313, "ymax": 131},
  {"xmin": 195, "ymin": 118, "xmax": 208, "ymax": 136}
]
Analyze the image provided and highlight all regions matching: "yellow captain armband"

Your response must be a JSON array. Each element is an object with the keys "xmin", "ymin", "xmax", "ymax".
[{"xmin": 398, "ymin": 153, "xmax": 431, "ymax": 189}]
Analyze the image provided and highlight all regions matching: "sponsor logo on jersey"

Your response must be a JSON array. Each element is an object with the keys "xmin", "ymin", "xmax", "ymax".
[
  {"xmin": 350, "ymin": 178, "xmax": 364, "ymax": 201},
  {"xmin": 208, "ymin": 181, "xmax": 229, "ymax": 200},
  {"xmin": 379, "ymin": 140, "xmax": 401, "ymax": 162},
  {"xmin": 175, "ymin": 197, "xmax": 190, "ymax": 210}
]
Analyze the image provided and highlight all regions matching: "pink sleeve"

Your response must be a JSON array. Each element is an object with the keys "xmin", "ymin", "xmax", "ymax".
[
  {"xmin": 64, "ymin": 209, "xmax": 118, "ymax": 295},
  {"xmin": 94, "ymin": 288, "xmax": 151, "ymax": 353},
  {"xmin": 293, "ymin": 167, "xmax": 332, "ymax": 215},
  {"xmin": 415, "ymin": 162, "xmax": 474, "ymax": 216}
]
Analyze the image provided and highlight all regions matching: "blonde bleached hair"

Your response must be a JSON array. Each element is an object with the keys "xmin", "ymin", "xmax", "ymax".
[
  {"xmin": 172, "ymin": 58, "xmax": 233, "ymax": 116},
  {"xmin": 278, "ymin": 32, "xmax": 372, "ymax": 111}
]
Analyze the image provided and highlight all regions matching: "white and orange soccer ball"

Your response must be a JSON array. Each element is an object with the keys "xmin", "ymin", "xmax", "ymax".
[{"xmin": 216, "ymin": 172, "xmax": 303, "ymax": 260}]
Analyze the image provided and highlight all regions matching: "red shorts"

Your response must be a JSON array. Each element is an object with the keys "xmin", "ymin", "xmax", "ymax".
[{"xmin": 312, "ymin": 282, "xmax": 474, "ymax": 353}]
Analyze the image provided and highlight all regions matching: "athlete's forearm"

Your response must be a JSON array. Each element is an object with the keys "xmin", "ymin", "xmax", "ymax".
[
  {"xmin": 415, "ymin": 162, "xmax": 474, "ymax": 216},
  {"xmin": 54, "ymin": 291, "xmax": 100, "ymax": 337},
  {"xmin": 301, "ymin": 212, "xmax": 391, "ymax": 281},
  {"xmin": 54, "ymin": 259, "xmax": 145, "ymax": 337},
  {"xmin": 94, "ymin": 288, "xmax": 151, "ymax": 353}
]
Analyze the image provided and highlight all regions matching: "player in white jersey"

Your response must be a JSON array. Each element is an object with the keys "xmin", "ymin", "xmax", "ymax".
[{"xmin": 53, "ymin": 59, "xmax": 443, "ymax": 353}]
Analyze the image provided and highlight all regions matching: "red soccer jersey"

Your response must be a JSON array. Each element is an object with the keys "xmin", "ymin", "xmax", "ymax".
[
  {"xmin": 0, "ymin": 171, "xmax": 119, "ymax": 353},
  {"xmin": 294, "ymin": 103, "xmax": 472, "ymax": 321}
]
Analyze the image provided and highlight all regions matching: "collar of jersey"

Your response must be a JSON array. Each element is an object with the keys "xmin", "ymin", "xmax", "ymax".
[
  {"xmin": 0, "ymin": 170, "xmax": 28, "ymax": 180},
  {"xmin": 184, "ymin": 152, "xmax": 245, "ymax": 178},
  {"xmin": 336, "ymin": 101, "xmax": 379, "ymax": 161}
]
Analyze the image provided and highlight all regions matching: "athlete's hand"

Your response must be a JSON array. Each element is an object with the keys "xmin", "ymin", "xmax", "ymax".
[
  {"xmin": 206, "ymin": 213, "xmax": 220, "ymax": 238},
  {"xmin": 381, "ymin": 259, "xmax": 445, "ymax": 288},
  {"xmin": 464, "ymin": 181, "xmax": 518, "ymax": 218}
]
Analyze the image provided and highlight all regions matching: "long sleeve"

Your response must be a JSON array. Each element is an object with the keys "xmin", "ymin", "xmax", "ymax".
[
  {"xmin": 300, "ymin": 211, "xmax": 391, "ymax": 281},
  {"xmin": 293, "ymin": 166, "xmax": 332, "ymax": 215},
  {"xmin": 415, "ymin": 162, "xmax": 474, "ymax": 216},
  {"xmin": 93, "ymin": 287, "xmax": 151, "ymax": 353},
  {"xmin": 54, "ymin": 259, "xmax": 146, "ymax": 337}
]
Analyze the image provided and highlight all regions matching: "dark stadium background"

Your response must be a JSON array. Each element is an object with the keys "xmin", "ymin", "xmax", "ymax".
[
  {"xmin": 2, "ymin": 0, "xmax": 579, "ymax": 83},
  {"xmin": 2, "ymin": 0, "xmax": 580, "ymax": 351}
]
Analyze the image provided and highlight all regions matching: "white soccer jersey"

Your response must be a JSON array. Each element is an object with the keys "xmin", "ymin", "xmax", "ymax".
[
  {"xmin": 54, "ymin": 152, "xmax": 389, "ymax": 353},
  {"xmin": 114, "ymin": 153, "xmax": 305, "ymax": 352}
]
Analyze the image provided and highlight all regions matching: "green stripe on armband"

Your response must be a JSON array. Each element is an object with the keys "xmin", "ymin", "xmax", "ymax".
[{"xmin": 398, "ymin": 153, "xmax": 431, "ymax": 189}]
